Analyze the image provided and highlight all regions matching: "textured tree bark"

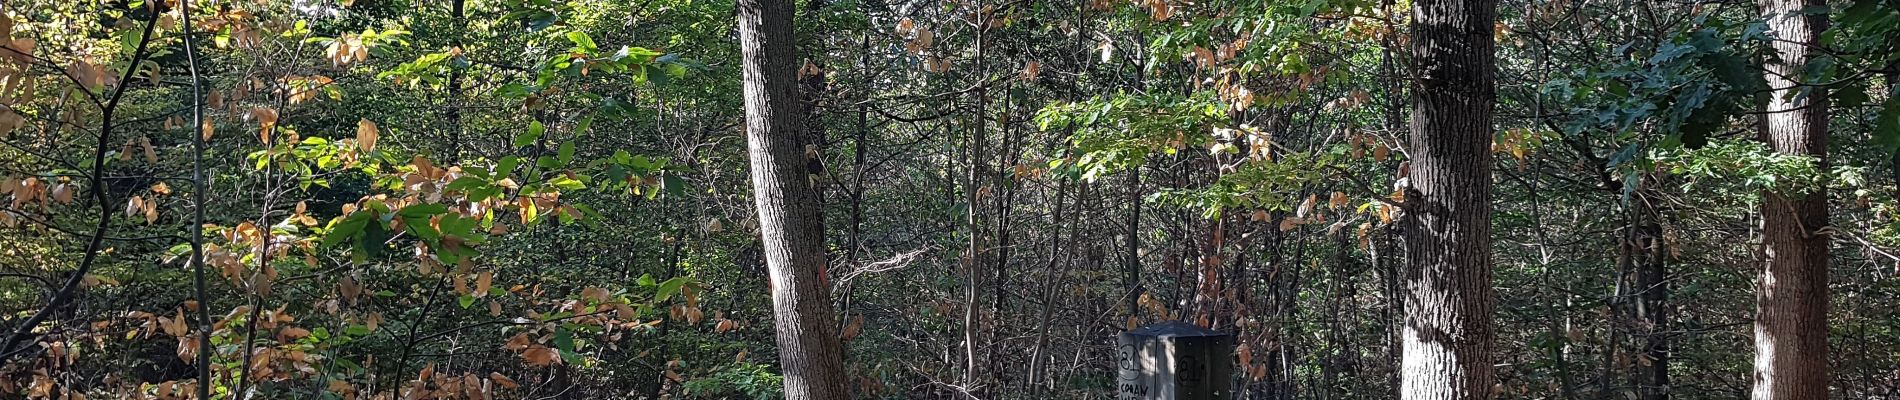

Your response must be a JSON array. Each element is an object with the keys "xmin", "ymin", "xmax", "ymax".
[
  {"xmin": 1399, "ymin": 0, "xmax": 1497, "ymax": 397},
  {"xmin": 1753, "ymin": 0, "xmax": 1829, "ymax": 398},
  {"xmin": 1633, "ymin": 199, "xmax": 1670, "ymax": 400},
  {"xmin": 736, "ymin": 0, "xmax": 854, "ymax": 398}
]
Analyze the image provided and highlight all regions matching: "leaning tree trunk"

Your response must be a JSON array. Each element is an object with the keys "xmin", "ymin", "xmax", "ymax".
[
  {"xmin": 1398, "ymin": 0, "xmax": 1498, "ymax": 398},
  {"xmin": 736, "ymin": 0, "xmax": 854, "ymax": 398},
  {"xmin": 1753, "ymin": 0, "xmax": 1830, "ymax": 398}
]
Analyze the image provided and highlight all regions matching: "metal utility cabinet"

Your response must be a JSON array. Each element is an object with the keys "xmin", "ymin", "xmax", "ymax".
[{"xmin": 1116, "ymin": 321, "xmax": 1235, "ymax": 400}]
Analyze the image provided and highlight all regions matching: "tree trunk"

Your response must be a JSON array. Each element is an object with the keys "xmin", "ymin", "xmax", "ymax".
[
  {"xmin": 736, "ymin": 0, "xmax": 854, "ymax": 398},
  {"xmin": 962, "ymin": 12, "xmax": 990, "ymax": 388},
  {"xmin": 446, "ymin": 0, "xmax": 466, "ymax": 162},
  {"xmin": 1633, "ymin": 197, "xmax": 1669, "ymax": 400},
  {"xmin": 1399, "ymin": 0, "xmax": 1497, "ymax": 397},
  {"xmin": 1753, "ymin": 0, "xmax": 1829, "ymax": 397}
]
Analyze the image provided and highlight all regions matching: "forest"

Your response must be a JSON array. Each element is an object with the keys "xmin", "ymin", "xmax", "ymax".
[{"xmin": 0, "ymin": 0, "xmax": 1895, "ymax": 398}]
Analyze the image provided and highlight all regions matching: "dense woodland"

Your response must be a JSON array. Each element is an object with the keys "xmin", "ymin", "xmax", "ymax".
[{"xmin": 0, "ymin": 0, "xmax": 1897, "ymax": 398}]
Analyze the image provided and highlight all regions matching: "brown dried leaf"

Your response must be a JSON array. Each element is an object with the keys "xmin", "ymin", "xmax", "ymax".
[
  {"xmin": 474, "ymin": 271, "xmax": 493, "ymax": 298},
  {"xmin": 489, "ymin": 372, "xmax": 518, "ymax": 389},
  {"xmin": 841, "ymin": 314, "xmax": 864, "ymax": 340},
  {"xmin": 521, "ymin": 346, "xmax": 559, "ymax": 366},
  {"xmin": 355, "ymin": 119, "xmax": 378, "ymax": 152},
  {"xmin": 249, "ymin": 107, "xmax": 278, "ymax": 143}
]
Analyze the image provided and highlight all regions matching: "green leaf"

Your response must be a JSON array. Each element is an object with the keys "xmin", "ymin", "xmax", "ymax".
[
  {"xmin": 656, "ymin": 277, "xmax": 688, "ymax": 302},
  {"xmin": 321, "ymin": 212, "xmax": 373, "ymax": 248},
  {"xmin": 517, "ymin": 122, "xmax": 545, "ymax": 147},
  {"xmin": 1837, "ymin": 83, "xmax": 1871, "ymax": 109},
  {"xmin": 553, "ymin": 329, "xmax": 577, "ymax": 353},
  {"xmin": 404, "ymin": 217, "xmax": 441, "ymax": 242},
  {"xmin": 1875, "ymin": 96, "xmax": 1900, "ymax": 152},
  {"xmin": 566, "ymin": 31, "xmax": 597, "ymax": 52},
  {"xmin": 558, "ymin": 141, "xmax": 577, "ymax": 164},
  {"xmin": 497, "ymin": 156, "xmax": 522, "ymax": 175},
  {"xmin": 397, "ymin": 203, "xmax": 450, "ymax": 218},
  {"xmin": 574, "ymin": 117, "xmax": 594, "ymax": 137},
  {"xmin": 496, "ymin": 83, "xmax": 535, "ymax": 98},
  {"xmin": 663, "ymin": 174, "xmax": 686, "ymax": 197},
  {"xmin": 549, "ymin": 175, "xmax": 587, "ymax": 190},
  {"xmin": 458, "ymin": 295, "xmax": 477, "ymax": 309}
]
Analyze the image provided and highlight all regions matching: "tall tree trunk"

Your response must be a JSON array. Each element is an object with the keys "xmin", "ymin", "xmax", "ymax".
[
  {"xmin": 1123, "ymin": 168, "xmax": 1142, "ymax": 316},
  {"xmin": 962, "ymin": 6, "xmax": 990, "ymax": 387},
  {"xmin": 1633, "ymin": 195, "xmax": 1670, "ymax": 400},
  {"xmin": 446, "ymin": 0, "xmax": 466, "ymax": 162},
  {"xmin": 736, "ymin": 0, "xmax": 853, "ymax": 398},
  {"xmin": 1753, "ymin": 0, "xmax": 1829, "ymax": 397},
  {"xmin": 1399, "ymin": 0, "xmax": 1497, "ymax": 397}
]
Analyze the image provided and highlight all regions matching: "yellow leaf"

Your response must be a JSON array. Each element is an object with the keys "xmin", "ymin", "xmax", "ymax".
[{"xmin": 151, "ymin": 182, "xmax": 172, "ymax": 195}]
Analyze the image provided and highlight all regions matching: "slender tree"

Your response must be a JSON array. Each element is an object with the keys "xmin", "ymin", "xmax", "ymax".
[
  {"xmin": 735, "ymin": 0, "xmax": 854, "ymax": 398},
  {"xmin": 1753, "ymin": 0, "xmax": 1830, "ymax": 398},
  {"xmin": 1399, "ymin": 0, "xmax": 1498, "ymax": 397}
]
